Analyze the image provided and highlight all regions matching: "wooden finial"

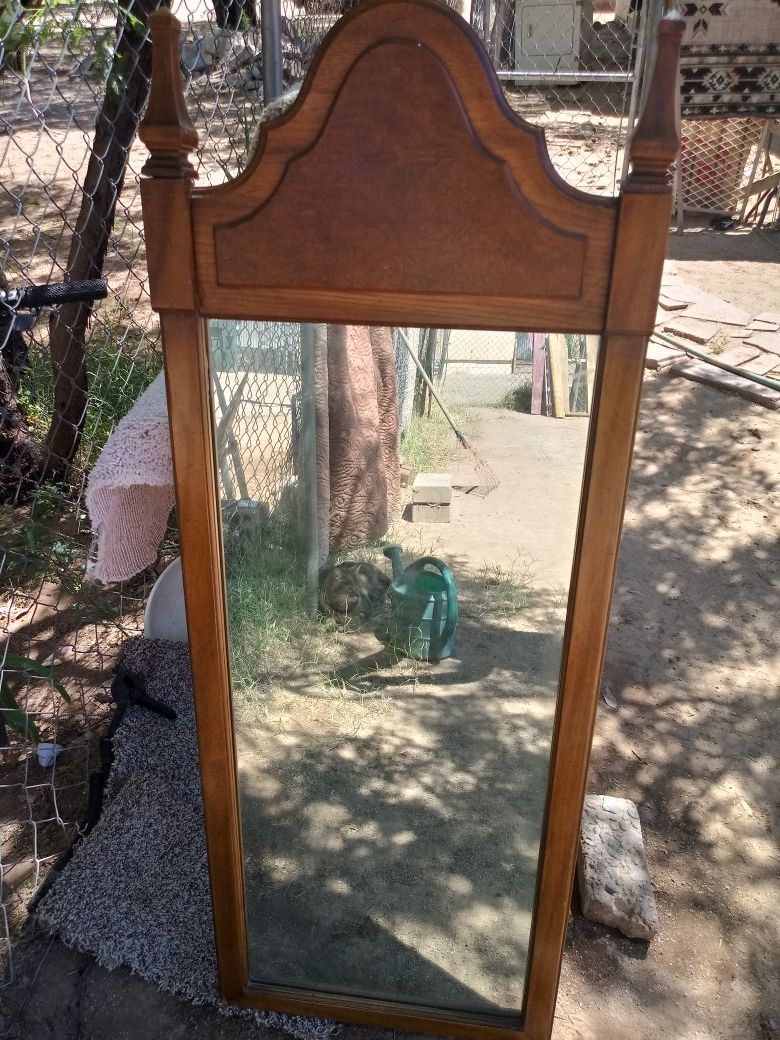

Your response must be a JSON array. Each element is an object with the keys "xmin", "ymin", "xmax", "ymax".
[
  {"xmin": 140, "ymin": 9, "xmax": 199, "ymax": 179},
  {"xmin": 625, "ymin": 14, "xmax": 684, "ymax": 194}
]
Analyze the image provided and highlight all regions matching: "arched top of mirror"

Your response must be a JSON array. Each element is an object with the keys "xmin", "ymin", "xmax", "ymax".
[{"xmin": 140, "ymin": 0, "xmax": 682, "ymax": 331}]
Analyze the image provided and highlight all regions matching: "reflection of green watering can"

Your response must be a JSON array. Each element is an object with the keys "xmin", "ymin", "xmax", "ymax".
[{"xmin": 383, "ymin": 545, "xmax": 458, "ymax": 662}]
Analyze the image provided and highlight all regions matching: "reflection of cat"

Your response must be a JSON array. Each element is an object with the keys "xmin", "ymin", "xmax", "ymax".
[
  {"xmin": 319, "ymin": 562, "xmax": 390, "ymax": 624},
  {"xmin": 221, "ymin": 500, "xmax": 269, "ymax": 553}
]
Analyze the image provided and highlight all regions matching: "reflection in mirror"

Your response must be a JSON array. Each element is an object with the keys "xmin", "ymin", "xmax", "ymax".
[{"xmin": 208, "ymin": 321, "xmax": 599, "ymax": 1013}]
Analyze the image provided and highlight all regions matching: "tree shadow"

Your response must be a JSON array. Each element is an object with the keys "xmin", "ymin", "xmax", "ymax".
[{"xmin": 555, "ymin": 374, "xmax": 779, "ymax": 1036}]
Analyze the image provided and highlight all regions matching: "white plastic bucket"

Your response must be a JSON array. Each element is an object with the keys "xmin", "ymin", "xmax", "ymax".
[{"xmin": 144, "ymin": 557, "xmax": 188, "ymax": 643}]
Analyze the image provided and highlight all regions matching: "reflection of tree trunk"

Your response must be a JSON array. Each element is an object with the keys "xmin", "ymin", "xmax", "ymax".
[
  {"xmin": 413, "ymin": 328, "xmax": 438, "ymax": 418},
  {"xmin": 0, "ymin": 268, "xmax": 43, "ymax": 501},
  {"xmin": 44, "ymin": 0, "xmax": 163, "ymax": 482},
  {"xmin": 212, "ymin": 0, "xmax": 257, "ymax": 28}
]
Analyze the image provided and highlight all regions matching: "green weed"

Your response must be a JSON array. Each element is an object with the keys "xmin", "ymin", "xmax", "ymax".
[
  {"xmin": 500, "ymin": 379, "xmax": 533, "ymax": 413},
  {"xmin": 17, "ymin": 310, "xmax": 161, "ymax": 471},
  {"xmin": 0, "ymin": 653, "xmax": 70, "ymax": 746},
  {"xmin": 459, "ymin": 555, "xmax": 535, "ymax": 619}
]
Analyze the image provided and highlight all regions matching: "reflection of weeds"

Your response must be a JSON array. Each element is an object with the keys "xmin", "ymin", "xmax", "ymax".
[
  {"xmin": 541, "ymin": 584, "xmax": 569, "ymax": 632},
  {"xmin": 250, "ymin": 674, "xmax": 392, "ymax": 757},
  {"xmin": 227, "ymin": 508, "xmax": 340, "ymax": 707},
  {"xmin": 499, "ymin": 379, "xmax": 533, "ymax": 414},
  {"xmin": 461, "ymin": 554, "xmax": 535, "ymax": 619},
  {"xmin": 399, "ymin": 411, "xmax": 460, "ymax": 478}
]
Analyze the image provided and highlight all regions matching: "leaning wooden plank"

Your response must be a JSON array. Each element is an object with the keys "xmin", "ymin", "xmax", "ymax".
[
  {"xmin": 585, "ymin": 334, "xmax": 599, "ymax": 411},
  {"xmin": 737, "ymin": 169, "xmax": 780, "ymax": 198},
  {"xmin": 670, "ymin": 359, "xmax": 780, "ymax": 409},
  {"xmin": 531, "ymin": 332, "xmax": 546, "ymax": 415}
]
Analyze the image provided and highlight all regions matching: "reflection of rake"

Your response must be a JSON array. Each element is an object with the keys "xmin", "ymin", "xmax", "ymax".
[{"xmin": 397, "ymin": 329, "xmax": 499, "ymax": 497}]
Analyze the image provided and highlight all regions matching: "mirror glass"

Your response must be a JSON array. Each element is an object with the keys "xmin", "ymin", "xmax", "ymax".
[{"xmin": 208, "ymin": 320, "xmax": 599, "ymax": 1014}]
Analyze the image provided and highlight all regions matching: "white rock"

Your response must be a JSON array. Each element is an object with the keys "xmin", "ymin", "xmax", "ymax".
[{"xmin": 578, "ymin": 794, "xmax": 659, "ymax": 940}]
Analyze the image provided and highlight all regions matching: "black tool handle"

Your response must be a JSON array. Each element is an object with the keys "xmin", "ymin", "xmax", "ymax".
[
  {"xmin": 111, "ymin": 666, "xmax": 177, "ymax": 722},
  {"xmin": 136, "ymin": 692, "xmax": 178, "ymax": 721},
  {"xmin": 18, "ymin": 279, "xmax": 108, "ymax": 309}
]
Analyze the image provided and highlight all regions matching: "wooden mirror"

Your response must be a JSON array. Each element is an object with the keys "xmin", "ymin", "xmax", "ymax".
[{"xmin": 139, "ymin": 4, "xmax": 682, "ymax": 1037}]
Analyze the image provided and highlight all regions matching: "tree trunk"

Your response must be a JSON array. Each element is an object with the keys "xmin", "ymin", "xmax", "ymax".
[
  {"xmin": 44, "ymin": 0, "xmax": 164, "ymax": 481},
  {"xmin": 413, "ymin": 328, "xmax": 438, "ymax": 418},
  {"xmin": 212, "ymin": 0, "xmax": 257, "ymax": 29},
  {"xmin": 0, "ymin": 269, "xmax": 44, "ymax": 502}
]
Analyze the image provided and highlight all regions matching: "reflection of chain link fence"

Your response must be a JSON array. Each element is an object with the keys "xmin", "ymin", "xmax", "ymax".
[
  {"xmin": 210, "ymin": 319, "xmax": 300, "ymax": 513},
  {"xmin": 475, "ymin": 0, "xmax": 646, "ymax": 194}
]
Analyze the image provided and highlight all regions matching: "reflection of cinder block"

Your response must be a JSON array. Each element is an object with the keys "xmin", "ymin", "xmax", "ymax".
[
  {"xmin": 412, "ymin": 473, "xmax": 452, "ymax": 505},
  {"xmin": 411, "ymin": 503, "xmax": 451, "ymax": 523}
]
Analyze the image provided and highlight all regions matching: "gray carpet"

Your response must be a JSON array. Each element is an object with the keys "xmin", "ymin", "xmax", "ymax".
[{"xmin": 37, "ymin": 637, "xmax": 335, "ymax": 1040}]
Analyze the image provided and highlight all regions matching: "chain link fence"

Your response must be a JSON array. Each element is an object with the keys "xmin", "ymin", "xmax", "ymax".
[{"xmin": 2, "ymin": 0, "xmax": 751, "ymax": 993}]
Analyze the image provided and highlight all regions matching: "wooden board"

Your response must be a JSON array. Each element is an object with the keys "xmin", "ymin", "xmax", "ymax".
[
  {"xmin": 671, "ymin": 359, "xmax": 780, "ymax": 409},
  {"xmin": 548, "ymin": 333, "xmax": 569, "ymax": 417}
]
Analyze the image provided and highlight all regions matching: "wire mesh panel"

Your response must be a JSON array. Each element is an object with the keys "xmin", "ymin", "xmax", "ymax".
[
  {"xmin": 475, "ymin": 0, "xmax": 645, "ymax": 195},
  {"xmin": 678, "ymin": 117, "xmax": 766, "ymax": 216},
  {"xmin": 0, "ymin": 0, "xmax": 647, "ymax": 991}
]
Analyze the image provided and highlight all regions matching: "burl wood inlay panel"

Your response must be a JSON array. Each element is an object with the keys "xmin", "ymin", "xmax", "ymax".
[{"xmin": 214, "ymin": 42, "xmax": 585, "ymax": 300}]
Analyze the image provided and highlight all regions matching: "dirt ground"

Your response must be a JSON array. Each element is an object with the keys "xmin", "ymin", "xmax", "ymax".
[{"xmin": 550, "ymin": 227, "xmax": 780, "ymax": 1040}]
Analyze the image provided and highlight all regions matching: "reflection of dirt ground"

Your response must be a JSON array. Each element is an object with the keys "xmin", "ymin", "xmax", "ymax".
[{"xmin": 232, "ymin": 408, "xmax": 589, "ymax": 1010}]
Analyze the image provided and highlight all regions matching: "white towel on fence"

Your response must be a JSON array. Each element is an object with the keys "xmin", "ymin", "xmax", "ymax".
[{"xmin": 85, "ymin": 371, "xmax": 175, "ymax": 584}]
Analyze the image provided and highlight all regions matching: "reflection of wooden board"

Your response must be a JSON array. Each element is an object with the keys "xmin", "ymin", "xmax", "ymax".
[
  {"xmin": 586, "ymin": 335, "xmax": 599, "ymax": 412},
  {"xmin": 548, "ymin": 334, "xmax": 569, "ymax": 418},
  {"xmin": 531, "ymin": 332, "xmax": 546, "ymax": 415}
]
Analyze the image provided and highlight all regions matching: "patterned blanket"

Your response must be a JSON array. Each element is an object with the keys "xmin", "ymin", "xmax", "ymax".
[{"xmin": 679, "ymin": 0, "xmax": 780, "ymax": 117}]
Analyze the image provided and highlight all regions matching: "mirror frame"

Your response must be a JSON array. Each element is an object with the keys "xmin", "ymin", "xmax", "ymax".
[{"xmin": 139, "ymin": 4, "xmax": 682, "ymax": 1037}]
